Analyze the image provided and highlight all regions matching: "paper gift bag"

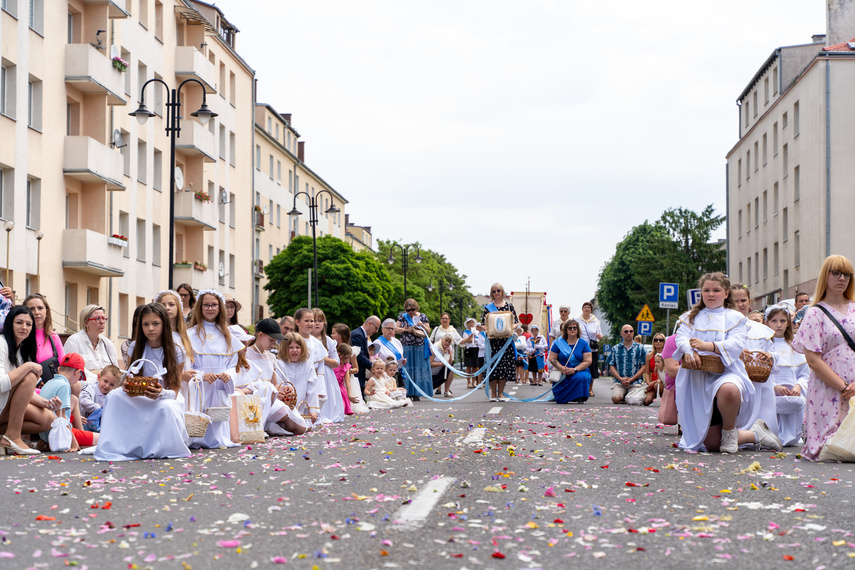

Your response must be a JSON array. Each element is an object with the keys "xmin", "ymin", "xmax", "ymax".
[{"xmin": 229, "ymin": 393, "xmax": 266, "ymax": 444}]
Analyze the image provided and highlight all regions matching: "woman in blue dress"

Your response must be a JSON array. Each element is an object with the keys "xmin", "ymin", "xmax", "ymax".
[
  {"xmin": 396, "ymin": 299, "xmax": 432, "ymax": 402},
  {"xmin": 548, "ymin": 319, "xmax": 593, "ymax": 404}
]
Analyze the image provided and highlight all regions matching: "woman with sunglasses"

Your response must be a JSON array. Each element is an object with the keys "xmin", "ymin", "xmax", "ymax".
[
  {"xmin": 578, "ymin": 301, "xmax": 604, "ymax": 396},
  {"xmin": 396, "ymin": 299, "xmax": 432, "ymax": 401},
  {"xmin": 481, "ymin": 283, "xmax": 519, "ymax": 402},
  {"xmin": 642, "ymin": 334, "xmax": 667, "ymax": 406},
  {"xmin": 63, "ymin": 305, "xmax": 119, "ymax": 384},
  {"xmin": 548, "ymin": 319, "xmax": 592, "ymax": 404},
  {"xmin": 793, "ymin": 255, "xmax": 855, "ymax": 460}
]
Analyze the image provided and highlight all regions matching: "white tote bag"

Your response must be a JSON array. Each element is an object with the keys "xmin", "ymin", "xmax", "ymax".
[
  {"xmin": 818, "ymin": 398, "xmax": 855, "ymax": 462},
  {"xmin": 49, "ymin": 413, "xmax": 73, "ymax": 452}
]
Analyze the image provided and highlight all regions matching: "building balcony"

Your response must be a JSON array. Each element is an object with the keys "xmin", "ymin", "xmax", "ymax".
[
  {"xmin": 83, "ymin": 0, "xmax": 129, "ymax": 18},
  {"xmin": 175, "ymin": 120, "xmax": 216, "ymax": 163},
  {"xmin": 65, "ymin": 44, "xmax": 126, "ymax": 105},
  {"xmin": 63, "ymin": 135, "xmax": 125, "ymax": 190},
  {"xmin": 62, "ymin": 229, "xmax": 125, "ymax": 277},
  {"xmin": 172, "ymin": 264, "xmax": 215, "ymax": 291},
  {"xmin": 175, "ymin": 191, "xmax": 217, "ymax": 230},
  {"xmin": 175, "ymin": 46, "xmax": 217, "ymax": 94}
]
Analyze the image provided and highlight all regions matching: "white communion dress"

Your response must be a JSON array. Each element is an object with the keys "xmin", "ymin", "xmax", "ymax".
[
  {"xmin": 738, "ymin": 320, "xmax": 779, "ymax": 439},
  {"xmin": 94, "ymin": 343, "xmax": 191, "ymax": 461},
  {"xmin": 315, "ymin": 335, "xmax": 345, "ymax": 424},
  {"xmin": 244, "ymin": 346, "xmax": 308, "ymax": 435},
  {"xmin": 275, "ymin": 357, "xmax": 319, "ymax": 420},
  {"xmin": 770, "ymin": 337, "xmax": 809, "ymax": 447},
  {"xmin": 366, "ymin": 374, "xmax": 411, "ymax": 410},
  {"xmin": 672, "ymin": 308, "xmax": 755, "ymax": 452},
  {"xmin": 186, "ymin": 321, "xmax": 243, "ymax": 448}
]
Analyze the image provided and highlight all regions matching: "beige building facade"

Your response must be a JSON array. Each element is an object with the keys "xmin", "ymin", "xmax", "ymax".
[
  {"xmin": 1, "ymin": 0, "xmax": 253, "ymax": 344},
  {"xmin": 726, "ymin": 5, "xmax": 855, "ymax": 306},
  {"xmin": 252, "ymin": 103, "xmax": 348, "ymax": 321}
]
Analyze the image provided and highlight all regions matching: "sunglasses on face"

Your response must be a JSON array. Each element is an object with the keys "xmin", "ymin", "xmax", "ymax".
[
  {"xmin": 622, "ymin": 330, "xmax": 633, "ymax": 334},
  {"xmin": 654, "ymin": 338, "xmax": 665, "ymax": 343}
]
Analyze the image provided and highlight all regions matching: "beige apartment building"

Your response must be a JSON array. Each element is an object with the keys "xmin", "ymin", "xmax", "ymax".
[
  {"xmin": 726, "ymin": 3, "xmax": 855, "ymax": 306},
  {"xmin": 1, "ymin": 0, "xmax": 253, "ymax": 344},
  {"xmin": 345, "ymin": 213, "xmax": 374, "ymax": 253},
  {"xmin": 252, "ymin": 103, "xmax": 349, "ymax": 320}
]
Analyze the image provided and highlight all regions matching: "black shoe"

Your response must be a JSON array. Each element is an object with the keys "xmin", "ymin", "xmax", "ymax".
[
  {"xmin": 412, "ymin": 396, "xmax": 421, "ymax": 402},
  {"xmin": 434, "ymin": 389, "xmax": 442, "ymax": 395}
]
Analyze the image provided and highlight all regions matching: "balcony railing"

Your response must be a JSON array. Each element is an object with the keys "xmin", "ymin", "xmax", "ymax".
[
  {"xmin": 175, "ymin": 191, "xmax": 217, "ymax": 230},
  {"xmin": 61, "ymin": 229, "xmax": 125, "ymax": 277},
  {"xmin": 175, "ymin": 120, "xmax": 216, "ymax": 163},
  {"xmin": 65, "ymin": 44, "xmax": 126, "ymax": 105},
  {"xmin": 175, "ymin": 46, "xmax": 217, "ymax": 94},
  {"xmin": 63, "ymin": 135, "xmax": 125, "ymax": 190}
]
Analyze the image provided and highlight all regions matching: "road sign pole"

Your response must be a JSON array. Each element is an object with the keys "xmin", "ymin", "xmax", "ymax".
[{"xmin": 666, "ymin": 308, "xmax": 670, "ymax": 335}]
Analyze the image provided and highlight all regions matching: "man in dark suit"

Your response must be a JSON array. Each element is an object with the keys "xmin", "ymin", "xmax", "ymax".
[{"xmin": 350, "ymin": 315, "xmax": 380, "ymax": 392}]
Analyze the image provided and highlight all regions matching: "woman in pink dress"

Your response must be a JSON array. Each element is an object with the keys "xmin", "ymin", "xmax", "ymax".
[{"xmin": 792, "ymin": 255, "xmax": 855, "ymax": 460}]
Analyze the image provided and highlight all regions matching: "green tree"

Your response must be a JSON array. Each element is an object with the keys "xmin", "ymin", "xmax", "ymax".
[
  {"xmin": 375, "ymin": 240, "xmax": 479, "ymax": 327},
  {"xmin": 596, "ymin": 205, "xmax": 726, "ymax": 339},
  {"xmin": 264, "ymin": 235, "xmax": 395, "ymax": 328}
]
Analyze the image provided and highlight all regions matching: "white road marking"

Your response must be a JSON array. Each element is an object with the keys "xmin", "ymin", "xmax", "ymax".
[
  {"xmin": 462, "ymin": 427, "xmax": 486, "ymax": 444},
  {"xmin": 488, "ymin": 407, "xmax": 502, "ymax": 414},
  {"xmin": 391, "ymin": 476, "xmax": 454, "ymax": 531}
]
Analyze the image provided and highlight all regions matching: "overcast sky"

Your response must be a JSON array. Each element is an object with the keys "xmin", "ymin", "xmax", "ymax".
[{"xmin": 215, "ymin": 0, "xmax": 825, "ymax": 312}]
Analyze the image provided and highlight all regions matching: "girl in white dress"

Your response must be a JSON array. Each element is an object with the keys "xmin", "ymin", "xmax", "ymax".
[
  {"xmin": 293, "ymin": 309, "xmax": 326, "ymax": 423},
  {"xmin": 765, "ymin": 305, "xmax": 809, "ymax": 447},
  {"xmin": 312, "ymin": 309, "xmax": 344, "ymax": 424},
  {"xmin": 365, "ymin": 360, "xmax": 411, "ymax": 409},
  {"xmin": 95, "ymin": 303, "xmax": 191, "ymax": 461},
  {"xmin": 731, "ymin": 284, "xmax": 779, "ymax": 438},
  {"xmin": 244, "ymin": 321, "xmax": 308, "ymax": 436},
  {"xmin": 276, "ymin": 332, "xmax": 319, "ymax": 424},
  {"xmin": 155, "ymin": 290, "xmax": 194, "ymax": 371},
  {"xmin": 186, "ymin": 290, "xmax": 242, "ymax": 449},
  {"xmin": 673, "ymin": 273, "xmax": 782, "ymax": 453}
]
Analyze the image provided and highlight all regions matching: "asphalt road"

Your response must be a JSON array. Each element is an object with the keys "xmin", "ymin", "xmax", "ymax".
[{"xmin": 1, "ymin": 376, "xmax": 854, "ymax": 569}]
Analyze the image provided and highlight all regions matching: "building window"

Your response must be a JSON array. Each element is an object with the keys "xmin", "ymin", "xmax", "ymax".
[
  {"xmin": 219, "ymin": 186, "xmax": 226, "ymax": 224},
  {"xmin": 137, "ymin": 140, "xmax": 147, "ymax": 183},
  {"xmin": 774, "ymin": 242, "xmax": 779, "ymax": 275},
  {"xmin": 119, "ymin": 211, "xmax": 129, "ymax": 258},
  {"xmin": 27, "ymin": 77, "xmax": 42, "ymax": 130},
  {"xmin": 276, "ymin": 160, "xmax": 281, "ymax": 183},
  {"xmin": 754, "ymin": 141, "xmax": 758, "ymax": 172},
  {"xmin": 29, "ymin": 0, "xmax": 44, "ymax": 35},
  {"xmin": 219, "ymin": 250, "xmax": 225, "ymax": 286},
  {"xmin": 763, "ymin": 248, "xmax": 768, "ymax": 280},
  {"xmin": 229, "ymin": 254, "xmax": 235, "ymax": 288},
  {"xmin": 219, "ymin": 63, "xmax": 226, "ymax": 98},
  {"xmin": 121, "ymin": 129, "xmax": 131, "ymax": 176},
  {"xmin": 1, "ymin": 59, "xmax": 16, "ymax": 118},
  {"xmin": 773, "ymin": 67, "xmax": 778, "ymax": 94},
  {"xmin": 121, "ymin": 48, "xmax": 131, "ymax": 95},
  {"xmin": 255, "ymin": 145, "xmax": 261, "ymax": 170},
  {"xmin": 738, "ymin": 209, "xmax": 742, "ymax": 238},
  {"xmin": 746, "ymin": 202, "xmax": 751, "ymax": 233},
  {"xmin": 747, "ymin": 257, "xmax": 752, "ymax": 284},
  {"xmin": 26, "ymin": 177, "xmax": 40, "ymax": 229},
  {"xmin": 136, "ymin": 218, "xmax": 146, "ymax": 262},
  {"xmin": 793, "ymin": 165, "xmax": 800, "ymax": 201},
  {"xmin": 753, "ymin": 91, "xmax": 758, "ymax": 117},
  {"xmin": 793, "ymin": 101, "xmax": 799, "ymax": 136},
  {"xmin": 762, "ymin": 133, "xmax": 767, "ymax": 165},
  {"xmin": 746, "ymin": 150, "xmax": 750, "ymax": 179},
  {"xmin": 763, "ymin": 190, "xmax": 767, "ymax": 222},
  {"xmin": 154, "ymin": 1, "xmax": 164, "ymax": 40},
  {"xmin": 269, "ymin": 155, "xmax": 273, "ymax": 179},
  {"xmin": 0, "ymin": 166, "xmax": 5, "ymax": 219},
  {"xmin": 229, "ymin": 72, "xmax": 236, "ymax": 106},
  {"xmin": 275, "ymin": 123, "xmax": 280, "ymax": 140},
  {"xmin": 754, "ymin": 197, "xmax": 759, "ymax": 228},
  {"xmin": 152, "ymin": 224, "xmax": 161, "ymax": 266},
  {"xmin": 229, "ymin": 193, "xmax": 235, "ymax": 227},
  {"xmin": 276, "ymin": 204, "xmax": 281, "ymax": 228},
  {"xmin": 2, "ymin": 0, "xmax": 18, "ymax": 17},
  {"xmin": 153, "ymin": 149, "xmax": 162, "ymax": 192},
  {"xmin": 794, "ymin": 230, "xmax": 800, "ymax": 266},
  {"xmin": 737, "ymin": 159, "xmax": 742, "ymax": 186},
  {"xmin": 738, "ymin": 262, "xmax": 743, "ymax": 283},
  {"xmin": 773, "ymin": 122, "xmax": 778, "ymax": 156},
  {"xmin": 764, "ymin": 77, "xmax": 769, "ymax": 104},
  {"xmin": 782, "ymin": 207, "xmax": 788, "ymax": 240},
  {"xmin": 229, "ymin": 132, "xmax": 236, "ymax": 166},
  {"xmin": 745, "ymin": 101, "xmax": 750, "ymax": 127},
  {"xmin": 773, "ymin": 182, "xmax": 778, "ymax": 215},
  {"xmin": 783, "ymin": 269, "xmax": 788, "ymax": 295},
  {"xmin": 139, "ymin": 0, "xmax": 148, "ymax": 27},
  {"xmin": 153, "ymin": 72, "xmax": 164, "ymax": 116},
  {"xmin": 288, "ymin": 170, "xmax": 293, "ymax": 193},
  {"xmin": 268, "ymin": 244, "xmax": 273, "ymax": 262},
  {"xmin": 755, "ymin": 253, "xmax": 759, "ymax": 283},
  {"xmin": 267, "ymin": 117, "xmax": 272, "ymax": 132},
  {"xmin": 219, "ymin": 125, "xmax": 226, "ymax": 159},
  {"xmin": 782, "ymin": 111, "xmax": 788, "ymax": 128}
]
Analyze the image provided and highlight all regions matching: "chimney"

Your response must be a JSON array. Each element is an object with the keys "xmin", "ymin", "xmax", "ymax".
[
  {"xmin": 827, "ymin": 0, "xmax": 855, "ymax": 46},
  {"xmin": 297, "ymin": 141, "xmax": 305, "ymax": 162},
  {"xmin": 280, "ymin": 113, "xmax": 291, "ymax": 124},
  {"xmin": 812, "ymin": 33, "xmax": 827, "ymax": 43}
]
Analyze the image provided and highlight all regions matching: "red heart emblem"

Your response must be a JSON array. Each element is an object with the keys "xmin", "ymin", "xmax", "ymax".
[{"xmin": 519, "ymin": 313, "xmax": 533, "ymax": 325}]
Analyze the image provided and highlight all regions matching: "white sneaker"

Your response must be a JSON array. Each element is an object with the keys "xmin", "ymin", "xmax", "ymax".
[
  {"xmin": 751, "ymin": 419, "xmax": 783, "ymax": 451},
  {"xmin": 720, "ymin": 428, "xmax": 739, "ymax": 453}
]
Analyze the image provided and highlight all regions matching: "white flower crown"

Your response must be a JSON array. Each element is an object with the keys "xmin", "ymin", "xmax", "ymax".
[
  {"xmin": 155, "ymin": 289, "xmax": 183, "ymax": 311},
  {"xmin": 196, "ymin": 288, "xmax": 226, "ymax": 306},
  {"xmin": 764, "ymin": 304, "xmax": 789, "ymax": 320}
]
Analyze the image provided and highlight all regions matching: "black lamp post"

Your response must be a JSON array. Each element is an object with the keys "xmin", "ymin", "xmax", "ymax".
[
  {"xmin": 427, "ymin": 275, "xmax": 454, "ymax": 314},
  {"xmin": 288, "ymin": 190, "xmax": 340, "ymax": 307},
  {"xmin": 387, "ymin": 243, "xmax": 421, "ymax": 301},
  {"xmin": 129, "ymin": 78, "xmax": 217, "ymax": 290}
]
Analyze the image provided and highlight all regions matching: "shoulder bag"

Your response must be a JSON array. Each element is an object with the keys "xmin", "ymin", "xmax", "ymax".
[
  {"xmin": 815, "ymin": 305, "xmax": 855, "ymax": 354},
  {"xmin": 547, "ymin": 338, "xmax": 578, "ymax": 383},
  {"xmin": 38, "ymin": 334, "xmax": 61, "ymax": 388}
]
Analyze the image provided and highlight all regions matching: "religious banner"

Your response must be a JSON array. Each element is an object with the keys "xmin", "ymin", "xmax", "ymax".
[{"xmin": 509, "ymin": 292, "xmax": 547, "ymax": 334}]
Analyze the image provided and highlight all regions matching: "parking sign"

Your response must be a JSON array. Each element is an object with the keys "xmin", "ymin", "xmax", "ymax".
[
  {"xmin": 637, "ymin": 321, "xmax": 652, "ymax": 335},
  {"xmin": 687, "ymin": 288, "xmax": 701, "ymax": 308},
  {"xmin": 659, "ymin": 283, "xmax": 679, "ymax": 309}
]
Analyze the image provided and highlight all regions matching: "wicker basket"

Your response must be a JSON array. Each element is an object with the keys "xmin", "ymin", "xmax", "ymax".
[
  {"xmin": 205, "ymin": 406, "xmax": 231, "ymax": 422},
  {"xmin": 278, "ymin": 381, "xmax": 298, "ymax": 410},
  {"xmin": 740, "ymin": 351, "xmax": 772, "ymax": 383},
  {"xmin": 696, "ymin": 354, "xmax": 724, "ymax": 374},
  {"xmin": 124, "ymin": 375, "xmax": 160, "ymax": 397},
  {"xmin": 185, "ymin": 411, "xmax": 211, "ymax": 438},
  {"xmin": 297, "ymin": 400, "xmax": 313, "ymax": 421}
]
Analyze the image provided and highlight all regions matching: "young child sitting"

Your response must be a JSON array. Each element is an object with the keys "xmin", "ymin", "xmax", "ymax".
[
  {"xmin": 38, "ymin": 353, "xmax": 99, "ymax": 451},
  {"xmin": 365, "ymin": 360, "xmax": 411, "ymax": 409},
  {"xmin": 765, "ymin": 305, "xmax": 809, "ymax": 447},
  {"xmin": 79, "ymin": 365, "xmax": 121, "ymax": 432}
]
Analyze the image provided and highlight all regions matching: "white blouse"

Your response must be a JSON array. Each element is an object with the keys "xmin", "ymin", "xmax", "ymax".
[{"xmin": 63, "ymin": 330, "xmax": 119, "ymax": 383}]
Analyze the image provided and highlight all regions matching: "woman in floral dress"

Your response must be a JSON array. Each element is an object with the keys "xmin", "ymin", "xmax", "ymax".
[{"xmin": 793, "ymin": 255, "xmax": 855, "ymax": 460}]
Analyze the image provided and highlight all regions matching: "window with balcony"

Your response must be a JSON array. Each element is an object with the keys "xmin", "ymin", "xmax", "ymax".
[
  {"xmin": 66, "ymin": 100, "xmax": 80, "ymax": 135},
  {"xmin": 67, "ymin": 10, "xmax": 81, "ymax": 43},
  {"xmin": 26, "ymin": 177, "xmax": 40, "ymax": 229},
  {"xmin": 119, "ymin": 211, "xmax": 129, "ymax": 258}
]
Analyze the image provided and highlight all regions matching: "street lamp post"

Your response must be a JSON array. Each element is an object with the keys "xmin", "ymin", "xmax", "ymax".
[
  {"xmin": 288, "ymin": 190, "xmax": 340, "ymax": 307},
  {"xmin": 129, "ymin": 78, "xmax": 217, "ymax": 290},
  {"xmin": 35, "ymin": 230, "xmax": 44, "ymax": 287},
  {"xmin": 387, "ymin": 243, "xmax": 421, "ymax": 301},
  {"xmin": 427, "ymin": 275, "xmax": 454, "ymax": 314}
]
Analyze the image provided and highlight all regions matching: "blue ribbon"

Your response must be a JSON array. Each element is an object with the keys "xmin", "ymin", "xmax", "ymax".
[
  {"xmin": 402, "ymin": 312, "xmax": 431, "ymax": 359},
  {"xmin": 377, "ymin": 335, "xmax": 403, "ymax": 361}
]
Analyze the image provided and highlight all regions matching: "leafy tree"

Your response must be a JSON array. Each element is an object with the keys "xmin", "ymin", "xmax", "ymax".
[
  {"xmin": 596, "ymin": 205, "xmax": 726, "ymax": 339},
  {"xmin": 375, "ymin": 240, "xmax": 479, "ymax": 327},
  {"xmin": 264, "ymin": 236, "xmax": 395, "ymax": 328}
]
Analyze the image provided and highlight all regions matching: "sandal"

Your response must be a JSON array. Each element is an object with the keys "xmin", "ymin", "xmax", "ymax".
[{"xmin": 1, "ymin": 435, "xmax": 40, "ymax": 456}]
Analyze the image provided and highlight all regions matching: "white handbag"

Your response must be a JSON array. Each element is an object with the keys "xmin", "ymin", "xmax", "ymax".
[
  {"xmin": 49, "ymin": 412, "xmax": 73, "ymax": 452},
  {"xmin": 548, "ymin": 340, "xmax": 578, "ymax": 383},
  {"xmin": 485, "ymin": 311, "xmax": 514, "ymax": 339}
]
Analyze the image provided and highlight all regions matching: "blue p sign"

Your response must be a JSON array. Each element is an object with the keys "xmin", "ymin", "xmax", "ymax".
[
  {"xmin": 687, "ymin": 288, "xmax": 702, "ymax": 308},
  {"xmin": 637, "ymin": 321, "xmax": 652, "ymax": 335}
]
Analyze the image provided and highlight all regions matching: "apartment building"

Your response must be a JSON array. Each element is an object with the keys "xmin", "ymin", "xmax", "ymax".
[
  {"xmin": 725, "ymin": 2, "xmax": 855, "ymax": 306},
  {"xmin": 0, "ymin": 0, "xmax": 253, "ymax": 344},
  {"xmin": 252, "ymin": 103, "xmax": 348, "ymax": 320},
  {"xmin": 345, "ymin": 213, "xmax": 373, "ymax": 253}
]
